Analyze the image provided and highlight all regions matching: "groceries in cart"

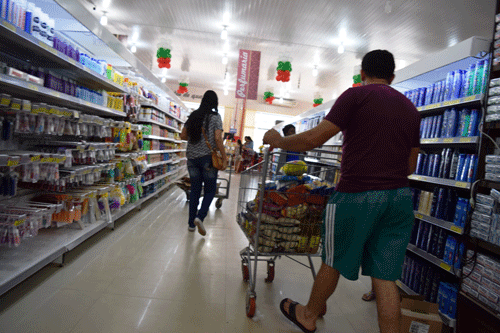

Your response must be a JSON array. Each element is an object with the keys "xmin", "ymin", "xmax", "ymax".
[{"xmin": 239, "ymin": 174, "xmax": 335, "ymax": 254}]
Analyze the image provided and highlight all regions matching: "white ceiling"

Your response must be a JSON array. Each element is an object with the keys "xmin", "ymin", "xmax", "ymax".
[{"xmin": 68, "ymin": 0, "xmax": 495, "ymax": 113}]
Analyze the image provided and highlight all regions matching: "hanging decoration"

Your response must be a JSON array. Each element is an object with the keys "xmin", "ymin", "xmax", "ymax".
[
  {"xmin": 156, "ymin": 40, "xmax": 172, "ymax": 69},
  {"xmin": 276, "ymin": 61, "xmax": 292, "ymax": 82},
  {"xmin": 263, "ymin": 91, "xmax": 275, "ymax": 104},
  {"xmin": 177, "ymin": 82, "xmax": 189, "ymax": 94},
  {"xmin": 313, "ymin": 98, "xmax": 323, "ymax": 107},
  {"xmin": 353, "ymin": 74, "xmax": 362, "ymax": 87}
]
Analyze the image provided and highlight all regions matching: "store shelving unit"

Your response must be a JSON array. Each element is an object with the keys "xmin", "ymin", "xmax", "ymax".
[
  {"xmin": 141, "ymin": 102, "xmax": 185, "ymax": 123},
  {"xmin": 0, "ymin": 0, "xmax": 189, "ymax": 297},
  {"xmin": 390, "ymin": 36, "xmax": 492, "ymax": 332},
  {"xmin": 143, "ymin": 135, "xmax": 182, "ymax": 143},
  {"xmin": 138, "ymin": 119, "xmax": 181, "ymax": 133}
]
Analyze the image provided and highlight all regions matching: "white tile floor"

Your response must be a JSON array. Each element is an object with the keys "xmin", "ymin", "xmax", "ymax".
[{"xmin": 0, "ymin": 172, "xmax": 379, "ymax": 333}]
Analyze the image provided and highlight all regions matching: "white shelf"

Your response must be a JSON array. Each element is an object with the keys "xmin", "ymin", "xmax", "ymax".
[
  {"xmin": 0, "ymin": 18, "xmax": 126, "ymax": 94},
  {"xmin": 137, "ymin": 119, "xmax": 181, "ymax": 133},
  {"xmin": 146, "ymin": 159, "xmax": 174, "ymax": 168},
  {"xmin": 144, "ymin": 149, "xmax": 185, "ymax": 154},
  {"xmin": 141, "ymin": 103, "xmax": 185, "ymax": 123},
  {"xmin": 141, "ymin": 170, "xmax": 177, "ymax": 186},
  {"xmin": 0, "ymin": 73, "xmax": 126, "ymax": 118},
  {"xmin": 143, "ymin": 135, "xmax": 181, "ymax": 143}
]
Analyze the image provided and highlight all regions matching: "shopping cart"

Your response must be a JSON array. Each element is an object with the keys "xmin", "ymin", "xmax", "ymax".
[
  {"xmin": 175, "ymin": 156, "xmax": 233, "ymax": 209},
  {"xmin": 236, "ymin": 148, "xmax": 340, "ymax": 317}
]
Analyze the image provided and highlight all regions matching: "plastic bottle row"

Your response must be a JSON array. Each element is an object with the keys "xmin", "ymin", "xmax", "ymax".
[
  {"xmin": 420, "ymin": 109, "xmax": 480, "ymax": 139},
  {"xmin": 412, "ymin": 187, "xmax": 469, "ymax": 227},
  {"xmin": 415, "ymin": 149, "xmax": 477, "ymax": 183},
  {"xmin": 404, "ymin": 57, "xmax": 490, "ymax": 107}
]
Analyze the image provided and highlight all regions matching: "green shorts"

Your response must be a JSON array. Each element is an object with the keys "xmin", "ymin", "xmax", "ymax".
[{"xmin": 321, "ymin": 187, "xmax": 414, "ymax": 281}]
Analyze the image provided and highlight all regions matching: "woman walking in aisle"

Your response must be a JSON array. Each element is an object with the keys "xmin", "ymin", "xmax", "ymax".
[
  {"xmin": 180, "ymin": 90, "xmax": 228, "ymax": 235},
  {"xmin": 234, "ymin": 139, "xmax": 243, "ymax": 173}
]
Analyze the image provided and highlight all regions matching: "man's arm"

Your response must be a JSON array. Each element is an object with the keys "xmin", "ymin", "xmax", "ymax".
[
  {"xmin": 264, "ymin": 120, "xmax": 341, "ymax": 152},
  {"xmin": 408, "ymin": 147, "xmax": 420, "ymax": 175},
  {"xmin": 180, "ymin": 126, "xmax": 188, "ymax": 141}
]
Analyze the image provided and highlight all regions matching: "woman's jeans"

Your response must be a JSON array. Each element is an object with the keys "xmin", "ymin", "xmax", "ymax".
[{"xmin": 187, "ymin": 155, "xmax": 218, "ymax": 227}]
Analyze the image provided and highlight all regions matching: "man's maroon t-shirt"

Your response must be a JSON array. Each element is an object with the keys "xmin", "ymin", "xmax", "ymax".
[{"xmin": 325, "ymin": 84, "xmax": 421, "ymax": 193}]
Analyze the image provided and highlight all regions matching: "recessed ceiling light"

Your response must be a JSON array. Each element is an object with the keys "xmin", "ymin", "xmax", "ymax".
[
  {"xmin": 162, "ymin": 68, "xmax": 167, "ymax": 75},
  {"xmin": 161, "ymin": 77, "xmax": 166, "ymax": 83},
  {"xmin": 312, "ymin": 66, "xmax": 318, "ymax": 77},
  {"xmin": 100, "ymin": 13, "xmax": 108, "ymax": 26},
  {"xmin": 221, "ymin": 26, "xmax": 228, "ymax": 40},
  {"xmin": 222, "ymin": 55, "xmax": 228, "ymax": 65},
  {"xmin": 131, "ymin": 45, "xmax": 137, "ymax": 53},
  {"xmin": 338, "ymin": 43, "xmax": 345, "ymax": 54},
  {"xmin": 224, "ymin": 89, "xmax": 228, "ymax": 96},
  {"xmin": 223, "ymin": 41, "xmax": 230, "ymax": 52},
  {"xmin": 223, "ymin": 12, "xmax": 230, "ymax": 24},
  {"xmin": 340, "ymin": 28, "xmax": 347, "ymax": 39}
]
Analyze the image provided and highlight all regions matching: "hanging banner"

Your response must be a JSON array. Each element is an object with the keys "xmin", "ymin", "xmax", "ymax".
[{"xmin": 235, "ymin": 49, "xmax": 261, "ymax": 100}]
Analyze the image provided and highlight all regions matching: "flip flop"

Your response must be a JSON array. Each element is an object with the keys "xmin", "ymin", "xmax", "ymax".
[
  {"xmin": 362, "ymin": 290, "xmax": 376, "ymax": 302},
  {"xmin": 280, "ymin": 298, "xmax": 316, "ymax": 333}
]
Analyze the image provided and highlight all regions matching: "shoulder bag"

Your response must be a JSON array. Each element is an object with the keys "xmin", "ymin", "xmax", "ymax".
[{"xmin": 202, "ymin": 126, "xmax": 225, "ymax": 170}]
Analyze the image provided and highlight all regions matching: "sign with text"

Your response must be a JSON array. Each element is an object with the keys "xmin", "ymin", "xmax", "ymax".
[{"xmin": 236, "ymin": 49, "xmax": 261, "ymax": 100}]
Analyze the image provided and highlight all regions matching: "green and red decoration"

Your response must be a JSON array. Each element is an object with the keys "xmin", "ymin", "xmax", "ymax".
[
  {"xmin": 313, "ymin": 98, "xmax": 323, "ymax": 107},
  {"xmin": 157, "ymin": 47, "xmax": 172, "ymax": 69},
  {"xmin": 264, "ymin": 91, "xmax": 275, "ymax": 104},
  {"xmin": 276, "ymin": 61, "xmax": 292, "ymax": 82},
  {"xmin": 353, "ymin": 74, "xmax": 362, "ymax": 87},
  {"xmin": 177, "ymin": 82, "xmax": 188, "ymax": 94}
]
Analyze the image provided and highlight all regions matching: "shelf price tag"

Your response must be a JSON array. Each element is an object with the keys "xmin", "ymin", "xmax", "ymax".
[
  {"xmin": 2, "ymin": 21, "xmax": 16, "ymax": 32},
  {"xmin": 440, "ymin": 262, "xmax": 452, "ymax": 271},
  {"xmin": 30, "ymin": 155, "xmax": 40, "ymax": 162},
  {"xmin": 415, "ymin": 213, "xmax": 423, "ymax": 219},
  {"xmin": 1, "ymin": 98, "xmax": 10, "ymax": 106},
  {"xmin": 463, "ymin": 96, "xmax": 476, "ymax": 103},
  {"xmin": 455, "ymin": 182, "xmax": 468, "ymax": 188},
  {"xmin": 27, "ymin": 83, "xmax": 39, "ymax": 92},
  {"xmin": 450, "ymin": 226, "xmax": 463, "ymax": 234},
  {"xmin": 459, "ymin": 138, "xmax": 472, "ymax": 143},
  {"xmin": 6, "ymin": 159, "xmax": 19, "ymax": 167},
  {"xmin": 14, "ymin": 218, "xmax": 26, "ymax": 227},
  {"xmin": 443, "ymin": 138, "xmax": 454, "ymax": 143}
]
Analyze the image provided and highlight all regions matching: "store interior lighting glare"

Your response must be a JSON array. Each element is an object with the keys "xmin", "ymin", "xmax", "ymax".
[
  {"xmin": 222, "ymin": 55, "xmax": 228, "ymax": 65},
  {"xmin": 224, "ymin": 89, "xmax": 228, "ymax": 96},
  {"xmin": 338, "ymin": 43, "xmax": 345, "ymax": 54},
  {"xmin": 223, "ymin": 40, "xmax": 230, "ymax": 52},
  {"xmin": 223, "ymin": 12, "xmax": 230, "ymax": 24},
  {"xmin": 221, "ymin": 26, "xmax": 228, "ymax": 40},
  {"xmin": 279, "ymin": 97, "xmax": 284, "ymax": 104},
  {"xmin": 131, "ymin": 45, "xmax": 137, "ymax": 53},
  {"xmin": 161, "ymin": 77, "xmax": 166, "ymax": 83},
  {"xmin": 312, "ymin": 66, "xmax": 318, "ymax": 77},
  {"xmin": 100, "ymin": 12, "xmax": 108, "ymax": 26}
]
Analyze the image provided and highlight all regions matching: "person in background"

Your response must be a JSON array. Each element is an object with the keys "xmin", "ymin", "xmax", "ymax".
[
  {"xmin": 180, "ymin": 90, "xmax": 228, "ymax": 236},
  {"xmin": 244, "ymin": 136, "xmax": 254, "ymax": 150},
  {"xmin": 234, "ymin": 139, "xmax": 243, "ymax": 174},
  {"xmin": 282, "ymin": 124, "xmax": 302, "ymax": 162},
  {"xmin": 264, "ymin": 50, "xmax": 420, "ymax": 333}
]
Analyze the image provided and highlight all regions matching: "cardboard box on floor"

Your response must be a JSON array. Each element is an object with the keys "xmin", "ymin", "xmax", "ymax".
[{"xmin": 400, "ymin": 296, "xmax": 443, "ymax": 333}]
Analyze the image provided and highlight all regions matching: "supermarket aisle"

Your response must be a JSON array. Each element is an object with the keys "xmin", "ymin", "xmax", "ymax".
[{"xmin": 0, "ymin": 172, "xmax": 378, "ymax": 333}]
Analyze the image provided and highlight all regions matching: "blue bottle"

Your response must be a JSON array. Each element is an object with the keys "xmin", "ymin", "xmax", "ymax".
[
  {"xmin": 442, "ymin": 110, "xmax": 449, "ymax": 137},
  {"xmin": 430, "ymin": 116, "xmax": 438, "ymax": 138},
  {"xmin": 460, "ymin": 155, "xmax": 471, "ymax": 182},
  {"xmin": 445, "ymin": 71, "xmax": 455, "ymax": 101},
  {"xmin": 427, "ymin": 154, "xmax": 435, "ymax": 176},
  {"xmin": 449, "ymin": 108, "xmax": 458, "ymax": 137},
  {"xmin": 468, "ymin": 109, "xmax": 479, "ymax": 137},
  {"xmin": 451, "ymin": 70, "xmax": 463, "ymax": 100},
  {"xmin": 434, "ymin": 115, "xmax": 443, "ymax": 138},
  {"xmin": 455, "ymin": 154, "xmax": 466, "ymax": 181},
  {"xmin": 467, "ymin": 155, "xmax": 478, "ymax": 183},
  {"xmin": 440, "ymin": 80, "xmax": 447, "ymax": 102},
  {"xmin": 432, "ymin": 154, "xmax": 441, "ymax": 178}
]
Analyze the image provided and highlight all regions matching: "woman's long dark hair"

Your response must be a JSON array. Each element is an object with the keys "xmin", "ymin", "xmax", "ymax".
[{"xmin": 185, "ymin": 90, "xmax": 219, "ymax": 143}]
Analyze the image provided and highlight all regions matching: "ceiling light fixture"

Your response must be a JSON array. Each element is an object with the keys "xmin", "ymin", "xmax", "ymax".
[
  {"xmin": 222, "ymin": 54, "xmax": 228, "ymax": 65},
  {"xmin": 279, "ymin": 97, "xmax": 284, "ymax": 104},
  {"xmin": 223, "ymin": 12, "xmax": 230, "ymax": 24},
  {"xmin": 162, "ymin": 68, "xmax": 167, "ymax": 75},
  {"xmin": 312, "ymin": 66, "xmax": 318, "ymax": 77},
  {"xmin": 340, "ymin": 28, "xmax": 347, "ymax": 39},
  {"xmin": 131, "ymin": 44, "xmax": 137, "ymax": 53},
  {"xmin": 100, "ymin": 12, "xmax": 108, "ymax": 26},
  {"xmin": 223, "ymin": 40, "xmax": 230, "ymax": 52},
  {"xmin": 385, "ymin": 0, "xmax": 392, "ymax": 14},
  {"xmin": 161, "ymin": 77, "xmax": 166, "ymax": 83},
  {"xmin": 338, "ymin": 42, "xmax": 345, "ymax": 54},
  {"xmin": 221, "ymin": 26, "xmax": 228, "ymax": 40},
  {"xmin": 224, "ymin": 88, "xmax": 229, "ymax": 96}
]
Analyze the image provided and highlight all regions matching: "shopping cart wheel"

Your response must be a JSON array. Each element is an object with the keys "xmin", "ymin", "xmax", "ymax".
[
  {"xmin": 265, "ymin": 261, "xmax": 275, "ymax": 283},
  {"xmin": 242, "ymin": 259, "xmax": 250, "ymax": 282},
  {"xmin": 215, "ymin": 198, "xmax": 223, "ymax": 209},
  {"xmin": 246, "ymin": 293, "xmax": 256, "ymax": 318}
]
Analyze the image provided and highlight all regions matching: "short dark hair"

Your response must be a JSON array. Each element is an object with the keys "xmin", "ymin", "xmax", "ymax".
[
  {"xmin": 361, "ymin": 50, "xmax": 395, "ymax": 81},
  {"xmin": 283, "ymin": 124, "xmax": 295, "ymax": 136}
]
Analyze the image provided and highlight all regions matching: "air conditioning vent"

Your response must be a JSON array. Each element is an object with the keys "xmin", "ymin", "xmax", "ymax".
[{"xmin": 265, "ymin": 98, "xmax": 297, "ymax": 108}]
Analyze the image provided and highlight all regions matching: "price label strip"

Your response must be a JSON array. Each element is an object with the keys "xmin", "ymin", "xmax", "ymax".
[{"xmin": 440, "ymin": 262, "xmax": 452, "ymax": 272}]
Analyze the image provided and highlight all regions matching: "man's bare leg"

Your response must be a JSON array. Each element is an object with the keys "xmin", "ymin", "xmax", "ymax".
[{"xmin": 372, "ymin": 277, "xmax": 401, "ymax": 333}]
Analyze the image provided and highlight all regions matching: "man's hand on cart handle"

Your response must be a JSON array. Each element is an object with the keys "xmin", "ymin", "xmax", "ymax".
[{"xmin": 263, "ymin": 129, "xmax": 283, "ymax": 150}]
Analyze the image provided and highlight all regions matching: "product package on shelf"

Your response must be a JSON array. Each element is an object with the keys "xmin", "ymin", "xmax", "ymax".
[
  {"xmin": 462, "ymin": 250, "xmax": 500, "ymax": 314},
  {"xmin": 401, "ymin": 254, "xmax": 447, "ymax": 303},
  {"xmin": 415, "ymin": 149, "xmax": 478, "ymax": 183},
  {"xmin": 404, "ymin": 57, "xmax": 490, "ymax": 108},
  {"xmin": 469, "ymin": 189, "xmax": 500, "ymax": 246},
  {"xmin": 420, "ymin": 108, "xmax": 480, "ymax": 139}
]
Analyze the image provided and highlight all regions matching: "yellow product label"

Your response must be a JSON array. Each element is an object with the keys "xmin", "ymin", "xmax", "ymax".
[
  {"xmin": 89, "ymin": 192, "xmax": 96, "ymax": 198},
  {"xmin": 415, "ymin": 213, "xmax": 423, "ymax": 219},
  {"xmin": 459, "ymin": 138, "xmax": 472, "ymax": 143},
  {"xmin": 27, "ymin": 83, "xmax": 39, "ymax": 92},
  {"xmin": 40, "ymin": 157, "xmax": 50, "ymax": 163},
  {"xmin": 102, "ymin": 193, "xmax": 109, "ymax": 198},
  {"xmin": 450, "ymin": 226, "xmax": 462, "ymax": 234},
  {"xmin": 2, "ymin": 21, "xmax": 16, "ymax": 32},
  {"xmin": 396, "ymin": 280, "xmax": 402, "ymax": 288},
  {"xmin": 11, "ymin": 103, "xmax": 21, "ymax": 110},
  {"xmin": 440, "ymin": 262, "xmax": 451, "ymax": 271},
  {"xmin": 463, "ymin": 96, "xmax": 476, "ymax": 102},
  {"xmin": 31, "ymin": 155, "xmax": 40, "ymax": 162},
  {"xmin": 14, "ymin": 219, "xmax": 26, "ymax": 227},
  {"xmin": 443, "ymin": 101, "xmax": 454, "ymax": 106},
  {"xmin": 62, "ymin": 110, "xmax": 72, "ymax": 117},
  {"xmin": 455, "ymin": 182, "xmax": 468, "ymax": 188},
  {"xmin": 7, "ymin": 159, "xmax": 18, "ymax": 167},
  {"xmin": 443, "ymin": 138, "xmax": 454, "ymax": 143},
  {"xmin": 0, "ymin": 98, "xmax": 10, "ymax": 106}
]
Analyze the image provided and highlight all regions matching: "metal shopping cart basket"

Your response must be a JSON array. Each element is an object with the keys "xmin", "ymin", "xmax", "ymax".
[
  {"xmin": 236, "ymin": 148, "xmax": 340, "ymax": 317},
  {"xmin": 176, "ymin": 157, "xmax": 233, "ymax": 209}
]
